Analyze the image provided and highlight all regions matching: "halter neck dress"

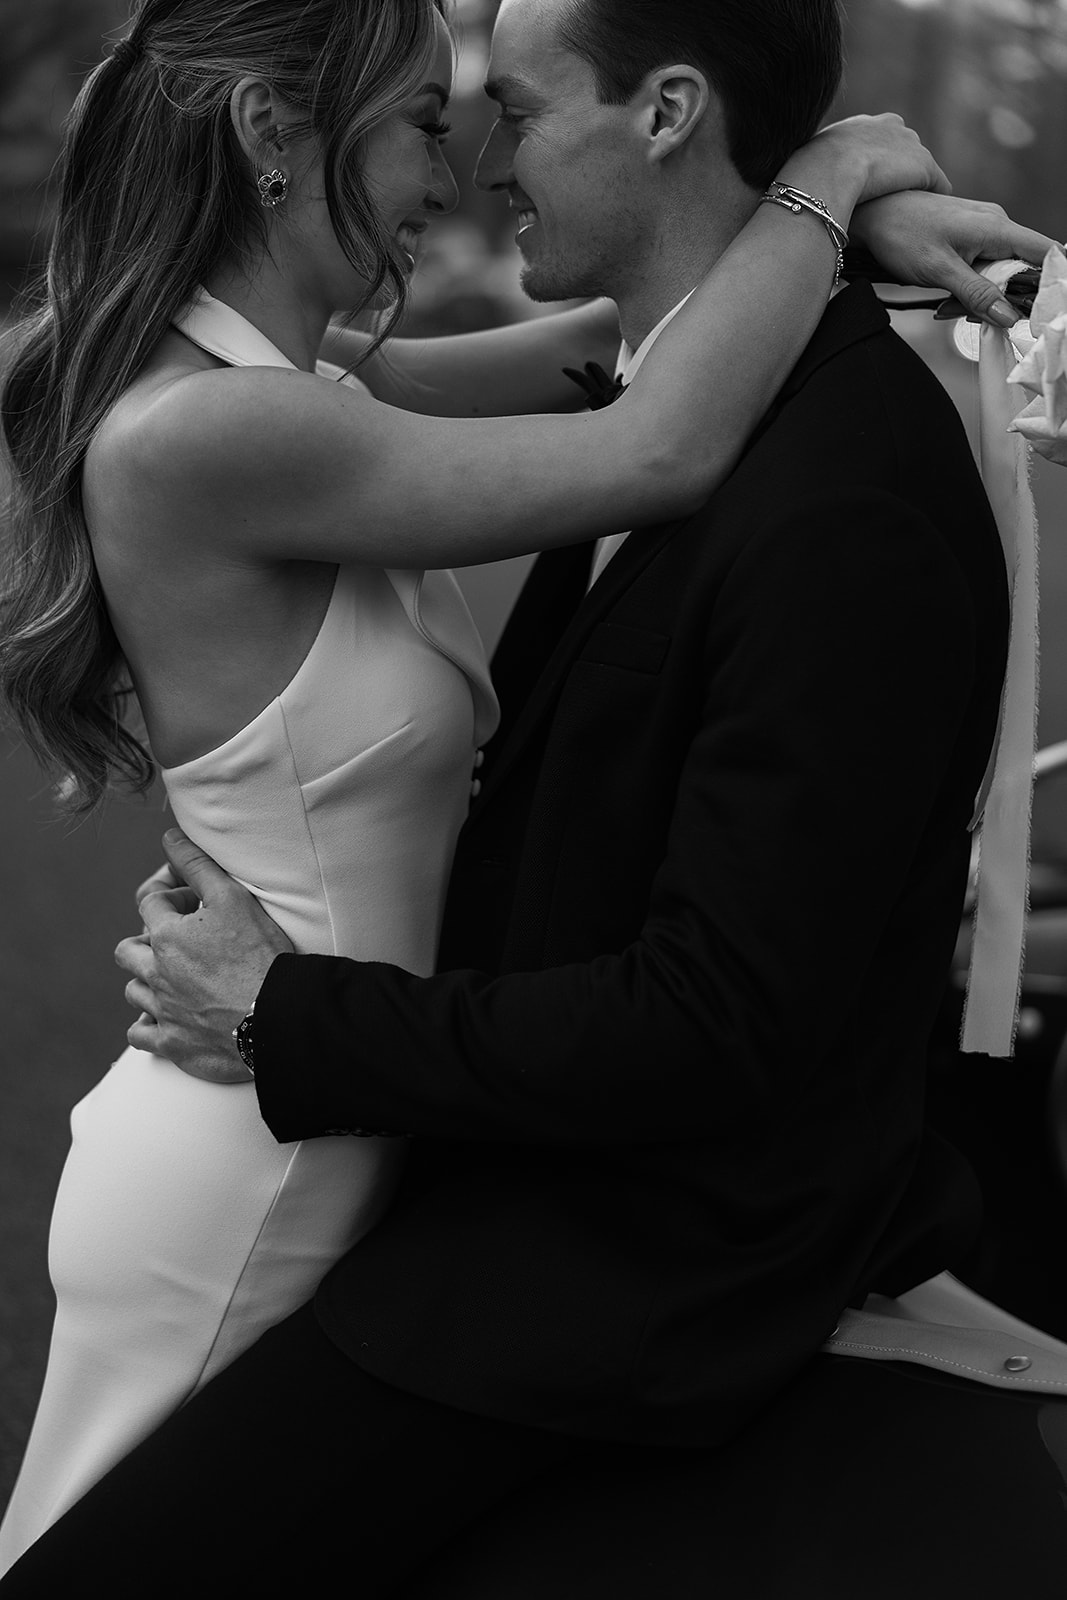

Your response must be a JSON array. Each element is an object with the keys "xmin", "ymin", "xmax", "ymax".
[{"xmin": 0, "ymin": 292, "xmax": 499, "ymax": 1573}]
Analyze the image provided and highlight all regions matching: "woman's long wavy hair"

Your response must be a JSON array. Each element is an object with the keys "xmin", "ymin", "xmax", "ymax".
[{"xmin": 1, "ymin": 0, "xmax": 447, "ymax": 816}]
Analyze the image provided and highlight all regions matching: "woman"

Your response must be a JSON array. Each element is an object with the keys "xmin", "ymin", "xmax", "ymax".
[{"xmin": 0, "ymin": 0, "xmax": 1035, "ymax": 1572}]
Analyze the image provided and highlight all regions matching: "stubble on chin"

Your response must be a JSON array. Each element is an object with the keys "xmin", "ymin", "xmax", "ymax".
[
  {"xmin": 520, "ymin": 266, "xmax": 560, "ymax": 303},
  {"xmin": 520, "ymin": 257, "xmax": 605, "ymax": 305}
]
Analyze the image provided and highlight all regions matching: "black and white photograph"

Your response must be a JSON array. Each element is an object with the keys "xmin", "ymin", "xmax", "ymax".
[{"xmin": 1, "ymin": 0, "xmax": 1067, "ymax": 1592}]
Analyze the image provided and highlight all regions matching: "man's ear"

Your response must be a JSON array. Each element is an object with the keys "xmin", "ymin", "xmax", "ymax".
[
  {"xmin": 640, "ymin": 65, "xmax": 714, "ymax": 164},
  {"xmin": 229, "ymin": 75, "xmax": 288, "ymax": 167}
]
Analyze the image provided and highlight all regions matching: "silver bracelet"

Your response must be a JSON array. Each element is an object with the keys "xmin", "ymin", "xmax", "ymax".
[{"xmin": 761, "ymin": 181, "xmax": 850, "ymax": 288}]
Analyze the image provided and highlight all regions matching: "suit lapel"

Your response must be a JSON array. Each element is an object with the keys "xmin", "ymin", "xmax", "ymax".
[
  {"xmin": 476, "ymin": 512, "xmax": 689, "ymax": 806},
  {"xmin": 475, "ymin": 283, "xmax": 892, "ymax": 810},
  {"xmin": 488, "ymin": 542, "xmax": 596, "ymax": 744}
]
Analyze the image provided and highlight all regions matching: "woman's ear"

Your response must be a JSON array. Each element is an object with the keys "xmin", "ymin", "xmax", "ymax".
[
  {"xmin": 229, "ymin": 75, "xmax": 286, "ymax": 166},
  {"xmin": 641, "ymin": 64, "xmax": 714, "ymax": 164}
]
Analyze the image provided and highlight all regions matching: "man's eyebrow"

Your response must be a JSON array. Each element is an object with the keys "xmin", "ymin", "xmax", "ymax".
[
  {"xmin": 419, "ymin": 81, "xmax": 452, "ymax": 106},
  {"xmin": 483, "ymin": 74, "xmax": 536, "ymax": 102}
]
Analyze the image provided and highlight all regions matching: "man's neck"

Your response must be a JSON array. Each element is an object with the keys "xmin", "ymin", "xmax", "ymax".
[
  {"xmin": 617, "ymin": 278, "xmax": 700, "ymax": 360},
  {"xmin": 614, "ymin": 189, "xmax": 760, "ymax": 352},
  {"xmin": 616, "ymin": 273, "xmax": 699, "ymax": 359}
]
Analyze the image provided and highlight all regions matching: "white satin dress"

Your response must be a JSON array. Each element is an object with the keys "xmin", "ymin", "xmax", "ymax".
[{"xmin": 0, "ymin": 292, "xmax": 499, "ymax": 1572}]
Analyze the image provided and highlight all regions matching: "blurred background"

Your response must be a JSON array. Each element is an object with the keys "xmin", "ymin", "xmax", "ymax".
[{"xmin": 2, "ymin": 0, "xmax": 1067, "ymax": 1512}]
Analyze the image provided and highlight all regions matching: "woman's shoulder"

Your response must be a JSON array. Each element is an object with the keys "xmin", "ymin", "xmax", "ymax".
[
  {"xmin": 97, "ymin": 344, "xmax": 345, "ymax": 464},
  {"xmin": 88, "ymin": 342, "xmax": 374, "ymax": 538}
]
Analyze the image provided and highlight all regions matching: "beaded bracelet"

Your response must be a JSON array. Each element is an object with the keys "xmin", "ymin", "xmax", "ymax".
[{"xmin": 760, "ymin": 182, "xmax": 850, "ymax": 288}]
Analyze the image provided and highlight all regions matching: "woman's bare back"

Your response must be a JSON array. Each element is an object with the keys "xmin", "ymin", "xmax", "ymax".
[{"xmin": 84, "ymin": 323, "xmax": 339, "ymax": 770}]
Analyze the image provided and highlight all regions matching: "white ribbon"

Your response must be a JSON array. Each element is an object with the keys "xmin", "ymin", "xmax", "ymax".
[{"xmin": 960, "ymin": 260, "xmax": 1040, "ymax": 1057}]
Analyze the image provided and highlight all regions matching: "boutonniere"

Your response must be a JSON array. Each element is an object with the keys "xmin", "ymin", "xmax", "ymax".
[
  {"xmin": 1008, "ymin": 243, "xmax": 1067, "ymax": 467},
  {"xmin": 562, "ymin": 361, "xmax": 627, "ymax": 410}
]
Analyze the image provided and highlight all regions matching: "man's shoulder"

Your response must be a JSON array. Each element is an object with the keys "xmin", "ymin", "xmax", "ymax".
[
  {"xmin": 650, "ymin": 310, "xmax": 1000, "ymax": 607},
  {"xmin": 794, "ymin": 307, "xmax": 960, "ymax": 427},
  {"xmin": 774, "ymin": 282, "xmax": 960, "ymax": 428},
  {"xmin": 726, "ymin": 307, "xmax": 982, "ymax": 509}
]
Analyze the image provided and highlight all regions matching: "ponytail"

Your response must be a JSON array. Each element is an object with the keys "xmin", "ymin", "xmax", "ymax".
[{"xmin": 0, "ymin": 0, "xmax": 444, "ymax": 813}]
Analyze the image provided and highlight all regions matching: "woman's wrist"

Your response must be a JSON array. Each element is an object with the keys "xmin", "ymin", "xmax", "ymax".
[
  {"xmin": 774, "ymin": 140, "xmax": 865, "ymax": 233},
  {"xmin": 760, "ymin": 145, "xmax": 859, "ymax": 292},
  {"xmin": 776, "ymin": 114, "xmax": 949, "ymax": 228},
  {"xmin": 761, "ymin": 181, "xmax": 849, "ymax": 288}
]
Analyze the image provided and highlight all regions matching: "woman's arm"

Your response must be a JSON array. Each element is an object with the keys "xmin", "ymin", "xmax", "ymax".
[
  {"xmin": 849, "ymin": 189, "xmax": 1057, "ymax": 314},
  {"xmin": 132, "ymin": 116, "xmax": 946, "ymax": 572},
  {"xmin": 330, "ymin": 193, "xmax": 1053, "ymax": 418},
  {"xmin": 319, "ymin": 193, "xmax": 1053, "ymax": 420},
  {"xmin": 319, "ymin": 301, "xmax": 621, "ymax": 418}
]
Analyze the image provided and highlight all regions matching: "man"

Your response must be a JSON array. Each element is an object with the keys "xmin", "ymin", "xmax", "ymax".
[{"xmin": 8, "ymin": 0, "xmax": 1066, "ymax": 1594}]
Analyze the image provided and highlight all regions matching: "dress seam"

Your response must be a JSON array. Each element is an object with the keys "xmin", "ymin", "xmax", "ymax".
[{"xmin": 187, "ymin": 702, "xmax": 339, "ymax": 1396}]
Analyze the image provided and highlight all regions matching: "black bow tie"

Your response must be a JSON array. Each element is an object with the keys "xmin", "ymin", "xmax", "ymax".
[{"xmin": 562, "ymin": 361, "xmax": 628, "ymax": 409}]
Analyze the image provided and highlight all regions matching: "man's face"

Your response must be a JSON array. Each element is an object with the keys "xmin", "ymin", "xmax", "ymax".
[{"xmin": 475, "ymin": 0, "xmax": 648, "ymax": 303}]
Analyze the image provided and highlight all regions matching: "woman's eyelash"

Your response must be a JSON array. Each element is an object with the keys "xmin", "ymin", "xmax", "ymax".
[{"xmin": 422, "ymin": 119, "xmax": 452, "ymax": 142}]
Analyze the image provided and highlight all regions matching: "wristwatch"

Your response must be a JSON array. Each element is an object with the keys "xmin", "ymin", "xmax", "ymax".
[{"xmin": 232, "ymin": 1002, "xmax": 256, "ymax": 1078}]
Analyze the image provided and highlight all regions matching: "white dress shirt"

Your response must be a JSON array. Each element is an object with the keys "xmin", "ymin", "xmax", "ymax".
[{"xmin": 588, "ymin": 291, "xmax": 696, "ymax": 589}]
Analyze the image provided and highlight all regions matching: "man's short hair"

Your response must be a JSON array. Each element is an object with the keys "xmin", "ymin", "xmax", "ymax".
[{"xmin": 557, "ymin": 0, "xmax": 843, "ymax": 189}]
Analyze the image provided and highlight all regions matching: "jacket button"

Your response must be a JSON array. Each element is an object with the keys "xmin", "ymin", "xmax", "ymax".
[{"xmin": 1003, "ymin": 1355, "xmax": 1032, "ymax": 1372}]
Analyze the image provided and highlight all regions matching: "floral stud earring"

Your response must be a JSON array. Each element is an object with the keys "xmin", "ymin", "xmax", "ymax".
[{"xmin": 257, "ymin": 169, "xmax": 288, "ymax": 209}]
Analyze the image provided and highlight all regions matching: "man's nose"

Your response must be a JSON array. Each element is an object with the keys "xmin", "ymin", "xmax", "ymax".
[{"xmin": 474, "ymin": 120, "xmax": 513, "ymax": 193}]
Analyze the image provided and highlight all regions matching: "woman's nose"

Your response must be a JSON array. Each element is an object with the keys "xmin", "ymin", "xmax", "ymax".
[{"xmin": 427, "ymin": 148, "xmax": 460, "ymax": 215}]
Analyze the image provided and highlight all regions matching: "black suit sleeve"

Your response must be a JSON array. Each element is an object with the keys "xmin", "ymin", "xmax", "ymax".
[{"xmin": 252, "ymin": 488, "xmax": 981, "ymax": 1145}]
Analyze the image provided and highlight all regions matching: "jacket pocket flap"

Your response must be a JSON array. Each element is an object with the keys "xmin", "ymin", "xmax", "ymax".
[{"xmin": 580, "ymin": 622, "xmax": 671, "ymax": 674}]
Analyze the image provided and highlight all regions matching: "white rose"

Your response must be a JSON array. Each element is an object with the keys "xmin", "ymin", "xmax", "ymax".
[{"xmin": 1009, "ymin": 243, "xmax": 1067, "ymax": 467}]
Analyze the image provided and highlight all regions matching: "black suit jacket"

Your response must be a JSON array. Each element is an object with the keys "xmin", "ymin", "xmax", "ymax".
[{"xmin": 254, "ymin": 283, "xmax": 1009, "ymax": 1448}]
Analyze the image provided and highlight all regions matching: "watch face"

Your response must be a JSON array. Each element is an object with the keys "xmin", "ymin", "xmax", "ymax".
[{"xmin": 234, "ymin": 1013, "xmax": 255, "ymax": 1075}]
